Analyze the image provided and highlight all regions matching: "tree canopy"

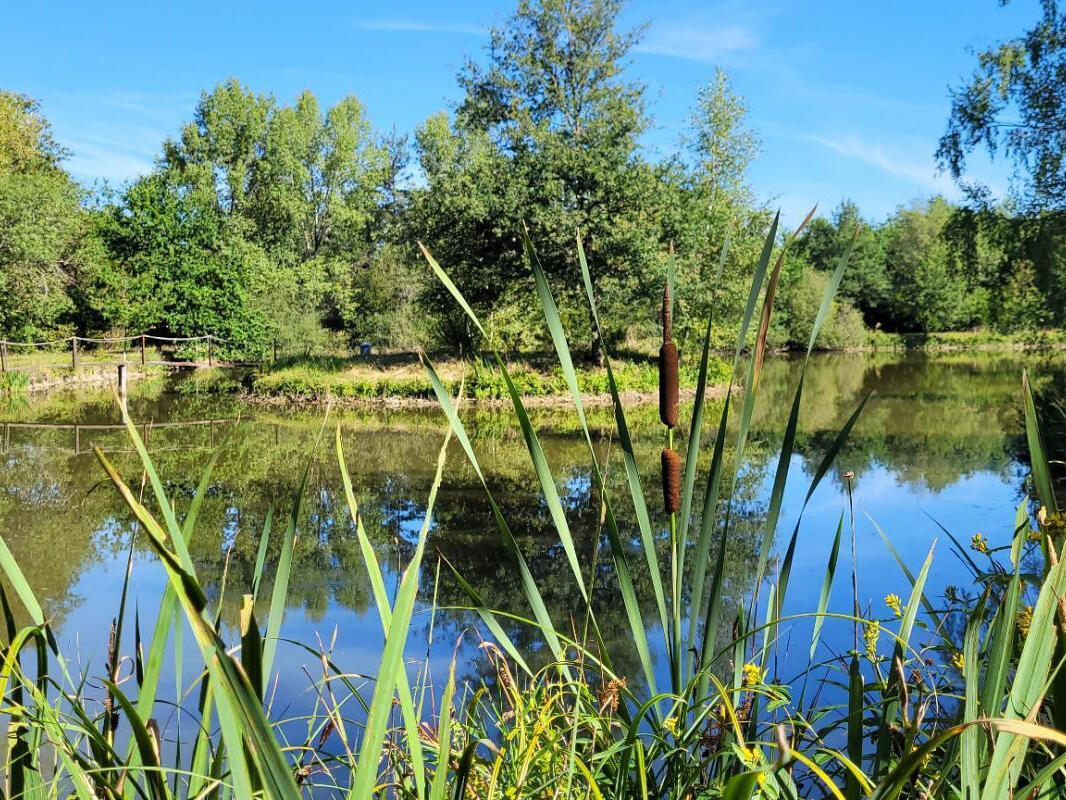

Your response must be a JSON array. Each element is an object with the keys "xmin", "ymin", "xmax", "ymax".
[{"xmin": 2, "ymin": 0, "xmax": 1065, "ymax": 352}]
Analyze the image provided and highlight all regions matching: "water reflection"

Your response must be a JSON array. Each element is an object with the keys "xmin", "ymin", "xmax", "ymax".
[{"xmin": 1, "ymin": 350, "xmax": 1063, "ymax": 687}]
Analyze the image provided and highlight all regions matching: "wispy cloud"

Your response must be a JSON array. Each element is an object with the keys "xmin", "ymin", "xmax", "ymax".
[
  {"xmin": 354, "ymin": 18, "xmax": 486, "ymax": 36},
  {"xmin": 637, "ymin": 23, "xmax": 758, "ymax": 62},
  {"xmin": 65, "ymin": 138, "xmax": 154, "ymax": 183},
  {"xmin": 809, "ymin": 134, "xmax": 956, "ymax": 194}
]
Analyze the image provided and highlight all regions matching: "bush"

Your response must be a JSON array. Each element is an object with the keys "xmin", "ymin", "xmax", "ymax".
[{"xmin": 784, "ymin": 267, "xmax": 869, "ymax": 349}]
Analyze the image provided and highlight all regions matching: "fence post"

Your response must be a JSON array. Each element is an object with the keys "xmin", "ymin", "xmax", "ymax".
[
  {"xmin": 0, "ymin": 341, "xmax": 6, "ymax": 372},
  {"xmin": 208, "ymin": 336, "xmax": 214, "ymax": 367},
  {"xmin": 273, "ymin": 337, "xmax": 278, "ymax": 363},
  {"xmin": 71, "ymin": 337, "xmax": 78, "ymax": 369},
  {"xmin": 141, "ymin": 335, "xmax": 146, "ymax": 366}
]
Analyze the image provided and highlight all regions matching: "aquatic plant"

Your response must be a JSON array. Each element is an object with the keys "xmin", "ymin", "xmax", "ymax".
[{"xmin": 1, "ymin": 220, "xmax": 1065, "ymax": 799}]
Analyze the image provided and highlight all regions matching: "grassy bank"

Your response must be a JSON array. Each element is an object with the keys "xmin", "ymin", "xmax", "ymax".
[
  {"xmin": 865, "ymin": 326, "xmax": 1066, "ymax": 351},
  {"xmin": 3, "ymin": 229, "xmax": 1065, "ymax": 799},
  {"xmin": 178, "ymin": 353, "xmax": 733, "ymax": 404}
]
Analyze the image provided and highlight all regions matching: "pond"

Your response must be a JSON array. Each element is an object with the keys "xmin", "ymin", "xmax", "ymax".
[{"xmin": 1, "ymin": 350, "xmax": 1063, "ymax": 701}]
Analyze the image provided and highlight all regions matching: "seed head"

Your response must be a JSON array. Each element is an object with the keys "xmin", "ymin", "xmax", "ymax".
[
  {"xmin": 661, "ymin": 447, "xmax": 681, "ymax": 513},
  {"xmin": 659, "ymin": 340, "xmax": 679, "ymax": 428}
]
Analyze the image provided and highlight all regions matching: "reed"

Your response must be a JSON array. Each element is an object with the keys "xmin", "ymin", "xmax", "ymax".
[{"xmin": 0, "ymin": 218, "xmax": 1063, "ymax": 799}]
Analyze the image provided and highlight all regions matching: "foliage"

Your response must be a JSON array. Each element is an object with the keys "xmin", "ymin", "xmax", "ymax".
[
  {"xmin": 0, "ymin": 91, "xmax": 107, "ymax": 340},
  {"xmin": 410, "ymin": 0, "xmax": 768, "ymax": 354},
  {"xmin": 783, "ymin": 266, "xmax": 868, "ymax": 349},
  {"xmin": 938, "ymin": 0, "xmax": 1066, "ymax": 209}
]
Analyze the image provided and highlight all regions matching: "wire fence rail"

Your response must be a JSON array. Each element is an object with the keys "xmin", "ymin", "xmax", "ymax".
[
  {"xmin": 0, "ymin": 417, "xmax": 239, "ymax": 454},
  {"xmin": 0, "ymin": 334, "xmax": 265, "ymax": 372}
]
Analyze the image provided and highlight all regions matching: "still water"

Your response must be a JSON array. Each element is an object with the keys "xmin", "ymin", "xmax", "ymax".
[{"xmin": 0, "ymin": 351, "xmax": 1062, "ymax": 697}]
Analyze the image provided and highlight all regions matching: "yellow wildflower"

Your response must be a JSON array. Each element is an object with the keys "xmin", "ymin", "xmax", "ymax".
[
  {"xmin": 863, "ymin": 620, "xmax": 880, "ymax": 660},
  {"xmin": 742, "ymin": 662, "xmax": 766, "ymax": 687},
  {"xmin": 1018, "ymin": 605, "xmax": 1033, "ymax": 638},
  {"xmin": 971, "ymin": 532, "xmax": 988, "ymax": 554},
  {"xmin": 951, "ymin": 651, "xmax": 965, "ymax": 671},
  {"xmin": 885, "ymin": 593, "xmax": 902, "ymax": 618},
  {"xmin": 662, "ymin": 715, "xmax": 677, "ymax": 735}
]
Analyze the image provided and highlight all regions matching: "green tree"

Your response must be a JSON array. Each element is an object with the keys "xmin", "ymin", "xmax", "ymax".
[
  {"xmin": 881, "ymin": 197, "xmax": 978, "ymax": 332},
  {"xmin": 115, "ymin": 81, "xmax": 400, "ymax": 349},
  {"xmin": 412, "ymin": 0, "xmax": 670, "ymax": 352},
  {"xmin": 938, "ymin": 0, "xmax": 1066, "ymax": 209},
  {"xmin": 102, "ymin": 173, "xmax": 266, "ymax": 344},
  {"xmin": 793, "ymin": 201, "xmax": 887, "ymax": 324},
  {"xmin": 0, "ymin": 91, "xmax": 107, "ymax": 340}
]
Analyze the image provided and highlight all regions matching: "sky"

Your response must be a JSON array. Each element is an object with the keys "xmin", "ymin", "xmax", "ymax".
[{"xmin": 0, "ymin": 0, "xmax": 1042, "ymax": 223}]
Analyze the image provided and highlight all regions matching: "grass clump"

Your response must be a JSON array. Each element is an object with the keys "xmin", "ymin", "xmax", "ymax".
[
  {"xmin": 248, "ymin": 353, "xmax": 729, "ymax": 403},
  {"xmin": 2, "ymin": 222, "xmax": 1066, "ymax": 799}
]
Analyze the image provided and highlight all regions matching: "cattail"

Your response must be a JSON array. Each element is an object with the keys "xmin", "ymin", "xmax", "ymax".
[
  {"xmin": 661, "ymin": 447, "xmax": 681, "ymax": 514},
  {"xmin": 659, "ymin": 283, "xmax": 679, "ymax": 428},
  {"xmin": 659, "ymin": 340, "xmax": 679, "ymax": 428}
]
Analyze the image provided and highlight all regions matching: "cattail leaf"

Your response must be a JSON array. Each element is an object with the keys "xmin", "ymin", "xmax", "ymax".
[
  {"xmin": 423, "ymin": 355, "xmax": 568, "ymax": 665},
  {"xmin": 1023, "ymin": 369, "xmax": 1058, "ymax": 514},
  {"xmin": 575, "ymin": 235, "xmax": 671, "ymax": 651},
  {"xmin": 338, "ymin": 426, "xmax": 428, "ymax": 795},
  {"xmin": 810, "ymin": 512, "xmax": 844, "ymax": 661},
  {"xmin": 348, "ymin": 415, "xmax": 452, "ymax": 800},
  {"xmin": 524, "ymin": 229, "xmax": 658, "ymax": 694}
]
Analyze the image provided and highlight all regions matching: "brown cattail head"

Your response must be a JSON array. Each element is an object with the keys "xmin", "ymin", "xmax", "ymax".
[
  {"xmin": 659, "ymin": 339, "xmax": 679, "ymax": 428},
  {"xmin": 661, "ymin": 283, "xmax": 673, "ymax": 341},
  {"xmin": 661, "ymin": 447, "xmax": 681, "ymax": 514}
]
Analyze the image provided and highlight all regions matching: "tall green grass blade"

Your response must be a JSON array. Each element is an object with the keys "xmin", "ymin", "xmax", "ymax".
[
  {"xmin": 251, "ymin": 507, "xmax": 273, "ymax": 603},
  {"xmin": 982, "ymin": 557, "xmax": 1066, "ymax": 798},
  {"xmin": 95, "ymin": 446, "xmax": 299, "ymax": 800},
  {"xmin": 960, "ymin": 597, "xmax": 984, "ymax": 800},
  {"xmin": 422, "ymin": 241, "xmax": 589, "ymax": 608},
  {"xmin": 575, "ymin": 236, "xmax": 670, "ymax": 642},
  {"xmin": 810, "ymin": 512, "xmax": 844, "ymax": 661},
  {"xmin": 135, "ymin": 455, "xmax": 218, "ymax": 729},
  {"xmin": 423, "ymin": 356, "xmax": 567, "ymax": 664},
  {"xmin": 526, "ymin": 230, "xmax": 657, "ymax": 693},
  {"xmin": 982, "ymin": 561, "xmax": 1020, "ymax": 717},
  {"xmin": 348, "ymin": 419, "xmax": 452, "ymax": 800},
  {"xmin": 262, "ymin": 421, "xmax": 325, "ymax": 699},
  {"xmin": 337, "ymin": 426, "xmax": 429, "ymax": 798},
  {"xmin": 429, "ymin": 654, "xmax": 458, "ymax": 800},
  {"xmin": 677, "ymin": 235, "xmax": 731, "ymax": 583},
  {"xmin": 1023, "ymin": 369, "xmax": 1058, "ymax": 514}
]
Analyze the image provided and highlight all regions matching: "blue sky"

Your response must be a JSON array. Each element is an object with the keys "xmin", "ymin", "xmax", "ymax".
[{"xmin": 1, "ymin": 0, "xmax": 1040, "ymax": 223}]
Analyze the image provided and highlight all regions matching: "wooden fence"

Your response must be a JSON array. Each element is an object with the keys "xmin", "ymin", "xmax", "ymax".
[{"xmin": 0, "ymin": 334, "xmax": 264, "ymax": 372}]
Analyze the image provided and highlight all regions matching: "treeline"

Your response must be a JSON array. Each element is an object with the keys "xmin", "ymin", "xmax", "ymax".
[
  {"xmin": 2, "ymin": 0, "xmax": 1065, "ymax": 357},
  {"xmin": 783, "ymin": 197, "xmax": 1066, "ymax": 347}
]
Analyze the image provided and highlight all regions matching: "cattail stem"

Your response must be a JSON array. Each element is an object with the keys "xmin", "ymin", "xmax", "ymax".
[{"xmin": 659, "ymin": 282, "xmax": 679, "ymax": 428}]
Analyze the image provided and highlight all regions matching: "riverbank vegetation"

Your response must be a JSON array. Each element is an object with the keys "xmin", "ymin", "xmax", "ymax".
[
  {"xmin": 5, "ymin": 0, "xmax": 1066, "ymax": 365},
  {"xmin": 3, "ymin": 215, "xmax": 1066, "ymax": 797}
]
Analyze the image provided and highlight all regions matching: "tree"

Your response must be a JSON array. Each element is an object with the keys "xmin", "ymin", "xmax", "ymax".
[
  {"xmin": 938, "ymin": 0, "xmax": 1066, "ymax": 209},
  {"xmin": 881, "ymin": 197, "xmax": 978, "ymax": 332},
  {"xmin": 0, "ymin": 91, "xmax": 106, "ymax": 339},
  {"xmin": 792, "ymin": 201, "xmax": 887, "ymax": 323},
  {"xmin": 685, "ymin": 68, "xmax": 759, "ymax": 207},
  {"xmin": 412, "ymin": 0, "xmax": 671, "ymax": 352},
  {"xmin": 102, "ymin": 173, "xmax": 267, "ymax": 344},
  {"xmin": 116, "ymin": 81, "xmax": 399, "ymax": 348}
]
